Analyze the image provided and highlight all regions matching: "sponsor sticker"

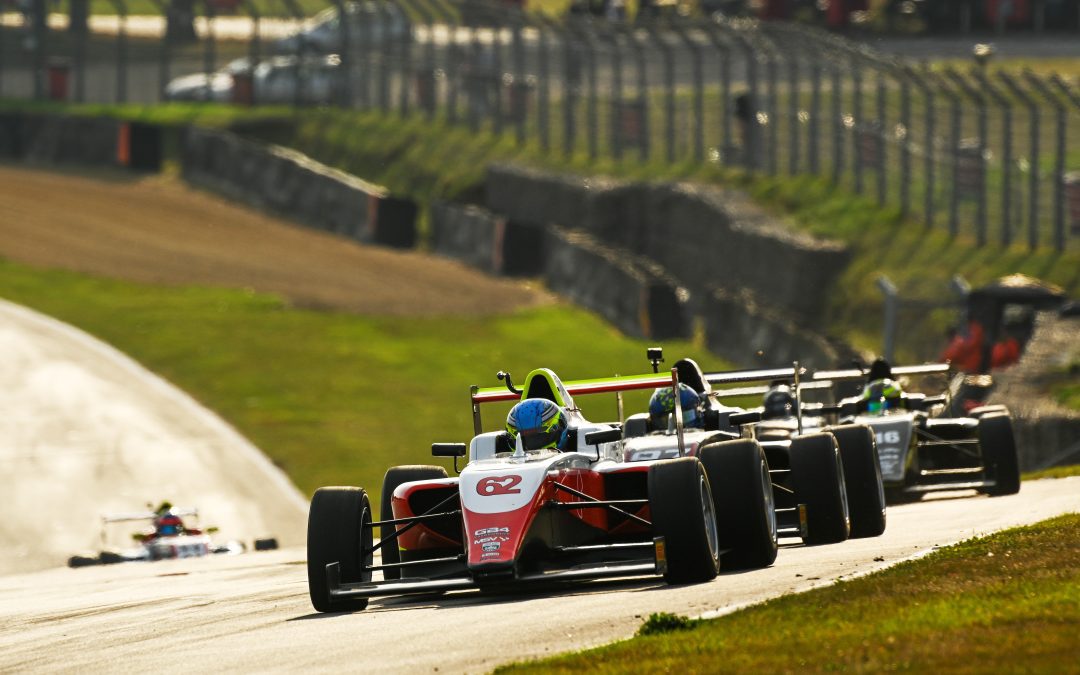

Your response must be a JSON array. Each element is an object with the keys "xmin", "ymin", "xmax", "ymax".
[
  {"xmin": 482, "ymin": 542, "xmax": 501, "ymax": 552},
  {"xmin": 474, "ymin": 527, "xmax": 510, "ymax": 537},
  {"xmin": 473, "ymin": 536, "xmax": 510, "ymax": 545},
  {"xmin": 481, "ymin": 552, "xmax": 501, "ymax": 559}
]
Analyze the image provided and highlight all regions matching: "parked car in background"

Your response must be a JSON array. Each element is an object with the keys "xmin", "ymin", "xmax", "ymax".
[
  {"xmin": 273, "ymin": 1, "xmax": 410, "ymax": 55},
  {"xmin": 164, "ymin": 57, "xmax": 253, "ymax": 102},
  {"xmin": 164, "ymin": 55, "xmax": 342, "ymax": 105}
]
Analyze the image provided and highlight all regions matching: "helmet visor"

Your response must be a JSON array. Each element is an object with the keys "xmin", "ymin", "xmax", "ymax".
[
  {"xmin": 866, "ymin": 399, "xmax": 885, "ymax": 415},
  {"xmin": 519, "ymin": 426, "xmax": 562, "ymax": 451}
]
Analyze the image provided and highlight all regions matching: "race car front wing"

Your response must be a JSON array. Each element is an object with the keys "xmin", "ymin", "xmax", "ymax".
[{"xmin": 325, "ymin": 538, "xmax": 670, "ymax": 602}]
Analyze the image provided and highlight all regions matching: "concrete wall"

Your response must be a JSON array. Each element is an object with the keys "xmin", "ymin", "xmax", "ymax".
[{"xmin": 181, "ymin": 127, "xmax": 416, "ymax": 248}]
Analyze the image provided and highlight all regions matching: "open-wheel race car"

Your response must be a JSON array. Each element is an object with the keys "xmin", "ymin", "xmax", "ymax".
[
  {"xmin": 621, "ymin": 350, "xmax": 884, "ymax": 543},
  {"xmin": 306, "ymin": 365, "xmax": 780, "ymax": 613},
  {"xmin": 68, "ymin": 503, "xmax": 277, "ymax": 567},
  {"xmin": 812, "ymin": 361, "xmax": 1021, "ymax": 503}
]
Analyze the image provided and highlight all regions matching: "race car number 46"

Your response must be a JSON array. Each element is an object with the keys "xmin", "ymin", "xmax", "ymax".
[{"xmin": 476, "ymin": 475, "xmax": 522, "ymax": 496}]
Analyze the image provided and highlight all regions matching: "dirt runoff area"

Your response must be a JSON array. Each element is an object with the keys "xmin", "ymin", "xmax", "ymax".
[{"xmin": 0, "ymin": 163, "xmax": 550, "ymax": 315}]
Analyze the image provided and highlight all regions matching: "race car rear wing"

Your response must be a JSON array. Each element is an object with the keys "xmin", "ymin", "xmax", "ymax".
[
  {"xmin": 101, "ymin": 507, "xmax": 199, "ymax": 524},
  {"xmin": 811, "ymin": 363, "xmax": 951, "ymax": 382}
]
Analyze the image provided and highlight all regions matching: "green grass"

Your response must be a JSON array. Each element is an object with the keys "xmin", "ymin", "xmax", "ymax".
[
  {"xmin": 499, "ymin": 512, "xmax": 1080, "ymax": 673},
  {"xmin": 1025, "ymin": 464, "xmax": 1080, "ymax": 480},
  {"xmin": 0, "ymin": 258, "xmax": 723, "ymax": 500}
]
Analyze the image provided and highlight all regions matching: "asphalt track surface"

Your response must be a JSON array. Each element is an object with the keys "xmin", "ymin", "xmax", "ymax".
[{"xmin": 2, "ymin": 477, "xmax": 1077, "ymax": 672}]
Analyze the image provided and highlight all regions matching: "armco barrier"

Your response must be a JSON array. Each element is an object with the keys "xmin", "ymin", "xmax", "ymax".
[
  {"xmin": 544, "ymin": 226, "xmax": 689, "ymax": 340},
  {"xmin": 181, "ymin": 127, "xmax": 416, "ymax": 248}
]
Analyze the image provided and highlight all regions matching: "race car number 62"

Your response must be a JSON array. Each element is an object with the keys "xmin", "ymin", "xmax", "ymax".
[{"xmin": 476, "ymin": 475, "xmax": 522, "ymax": 496}]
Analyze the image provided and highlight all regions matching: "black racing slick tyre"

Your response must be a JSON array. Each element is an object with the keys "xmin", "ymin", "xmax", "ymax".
[
  {"xmin": 979, "ymin": 414, "xmax": 1021, "ymax": 496},
  {"xmin": 379, "ymin": 465, "xmax": 449, "ymax": 580},
  {"xmin": 790, "ymin": 433, "xmax": 851, "ymax": 545},
  {"xmin": 648, "ymin": 457, "xmax": 721, "ymax": 584},
  {"xmin": 698, "ymin": 439, "xmax": 778, "ymax": 570},
  {"xmin": 307, "ymin": 486, "xmax": 374, "ymax": 613},
  {"xmin": 830, "ymin": 425, "xmax": 887, "ymax": 538}
]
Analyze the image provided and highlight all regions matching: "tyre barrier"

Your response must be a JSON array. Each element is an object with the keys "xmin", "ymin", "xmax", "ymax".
[
  {"xmin": 704, "ymin": 285, "xmax": 853, "ymax": 367},
  {"xmin": 430, "ymin": 201, "xmax": 505, "ymax": 274},
  {"xmin": 485, "ymin": 163, "xmax": 850, "ymax": 327},
  {"xmin": 0, "ymin": 112, "xmax": 162, "ymax": 171}
]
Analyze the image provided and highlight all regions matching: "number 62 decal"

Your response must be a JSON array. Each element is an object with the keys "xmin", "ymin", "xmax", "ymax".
[{"xmin": 476, "ymin": 475, "xmax": 522, "ymax": 496}]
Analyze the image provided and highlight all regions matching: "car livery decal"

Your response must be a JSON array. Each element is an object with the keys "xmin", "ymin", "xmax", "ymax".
[{"xmin": 862, "ymin": 417, "xmax": 914, "ymax": 483}]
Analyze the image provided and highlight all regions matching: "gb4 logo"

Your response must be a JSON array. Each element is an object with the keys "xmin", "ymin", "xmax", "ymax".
[{"xmin": 476, "ymin": 475, "xmax": 522, "ymax": 496}]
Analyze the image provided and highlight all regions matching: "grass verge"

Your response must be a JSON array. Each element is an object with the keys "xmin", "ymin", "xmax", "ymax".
[
  {"xmin": 499, "ymin": 511, "xmax": 1080, "ymax": 673},
  {"xmin": 0, "ymin": 258, "xmax": 723, "ymax": 500}
]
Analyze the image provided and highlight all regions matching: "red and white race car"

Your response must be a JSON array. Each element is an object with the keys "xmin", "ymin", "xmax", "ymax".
[
  {"xmin": 306, "ymin": 366, "xmax": 781, "ymax": 613},
  {"xmin": 68, "ymin": 504, "xmax": 276, "ymax": 567}
]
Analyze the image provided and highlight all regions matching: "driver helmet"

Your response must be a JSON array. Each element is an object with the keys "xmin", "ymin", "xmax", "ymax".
[
  {"xmin": 506, "ymin": 399, "xmax": 570, "ymax": 451},
  {"xmin": 648, "ymin": 383, "xmax": 704, "ymax": 430},
  {"xmin": 762, "ymin": 384, "xmax": 797, "ymax": 420},
  {"xmin": 156, "ymin": 514, "xmax": 183, "ymax": 537},
  {"xmin": 861, "ymin": 378, "xmax": 903, "ymax": 415}
]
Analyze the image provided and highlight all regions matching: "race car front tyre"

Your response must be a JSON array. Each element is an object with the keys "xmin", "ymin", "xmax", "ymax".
[
  {"xmin": 379, "ymin": 465, "xmax": 449, "ymax": 580},
  {"xmin": 648, "ymin": 457, "xmax": 721, "ymax": 584},
  {"xmin": 830, "ymin": 425, "xmax": 887, "ymax": 538},
  {"xmin": 790, "ymin": 433, "xmax": 851, "ymax": 545},
  {"xmin": 698, "ymin": 439, "xmax": 778, "ymax": 570},
  {"xmin": 979, "ymin": 414, "xmax": 1021, "ymax": 496},
  {"xmin": 307, "ymin": 486, "xmax": 374, "ymax": 613}
]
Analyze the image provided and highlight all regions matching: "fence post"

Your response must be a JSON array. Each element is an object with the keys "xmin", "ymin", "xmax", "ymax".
[
  {"xmin": 111, "ymin": 0, "xmax": 129, "ymax": 103},
  {"xmin": 897, "ymin": 66, "xmax": 911, "ymax": 219},
  {"xmin": 831, "ymin": 61, "xmax": 844, "ymax": 185},
  {"xmin": 645, "ymin": 23, "xmax": 675, "ymax": 164},
  {"xmin": 852, "ymin": 58, "xmax": 863, "ymax": 194},
  {"xmin": 624, "ymin": 23, "xmax": 649, "ymax": 161},
  {"xmin": 561, "ymin": 23, "xmax": 579, "ymax": 158},
  {"xmin": 585, "ymin": 22, "xmax": 599, "ymax": 161},
  {"xmin": 945, "ymin": 69, "xmax": 989, "ymax": 247},
  {"xmin": 537, "ymin": 19, "xmax": 552, "ymax": 153},
  {"xmin": 203, "ymin": 0, "xmax": 216, "ymax": 99},
  {"xmin": 875, "ymin": 68, "xmax": 887, "ymax": 207},
  {"xmin": 31, "ymin": 0, "xmax": 46, "ymax": 100},
  {"xmin": 906, "ymin": 66, "xmax": 935, "ymax": 229},
  {"xmin": 609, "ymin": 24, "xmax": 624, "ymax": 161},
  {"xmin": 701, "ymin": 21, "xmax": 733, "ymax": 166},
  {"xmin": 1047, "ymin": 74, "xmax": 1080, "ymax": 249},
  {"xmin": 330, "ymin": 0, "xmax": 351, "ymax": 108},
  {"xmin": 809, "ymin": 52, "xmax": 822, "ymax": 175},
  {"xmin": 377, "ymin": 2, "xmax": 394, "ymax": 113},
  {"xmin": 760, "ymin": 40, "xmax": 778, "ymax": 176},
  {"xmin": 511, "ymin": 11, "xmax": 526, "ymax": 146},
  {"xmin": 674, "ymin": 20, "xmax": 704, "ymax": 164},
  {"xmin": 975, "ymin": 71, "xmax": 1012, "ymax": 247},
  {"xmin": 786, "ymin": 49, "xmax": 799, "ymax": 175},
  {"xmin": 490, "ymin": 12, "xmax": 504, "ymax": 134}
]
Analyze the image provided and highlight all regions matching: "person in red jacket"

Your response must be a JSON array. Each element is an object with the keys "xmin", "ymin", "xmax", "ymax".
[{"xmin": 941, "ymin": 320, "xmax": 985, "ymax": 373}]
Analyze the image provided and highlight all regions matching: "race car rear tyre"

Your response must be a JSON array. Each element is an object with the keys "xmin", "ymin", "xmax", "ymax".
[
  {"xmin": 648, "ymin": 457, "xmax": 720, "ymax": 584},
  {"xmin": 379, "ymin": 465, "xmax": 449, "ymax": 580},
  {"xmin": 830, "ymin": 425, "xmax": 887, "ymax": 538},
  {"xmin": 979, "ymin": 414, "xmax": 1021, "ymax": 496},
  {"xmin": 790, "ymin": 433, "xmax": 851, "ymax": 545},
  {"xmin": 698, "ymin": 439, "xmax": 778, "ymax": 570},
  {"xmin": 307, "ymin": 486, "xmax": 373, "ymax": 613}
]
